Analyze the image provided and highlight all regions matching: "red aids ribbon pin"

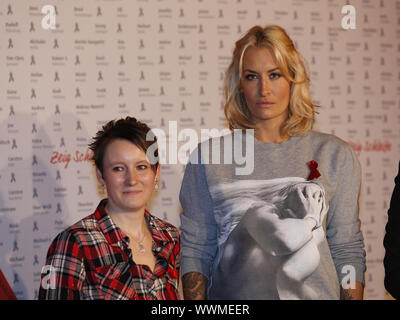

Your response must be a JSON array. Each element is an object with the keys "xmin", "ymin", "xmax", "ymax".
[{"xmin": 307, "ymin": 160, "xmax": 321, "ymax": 181}]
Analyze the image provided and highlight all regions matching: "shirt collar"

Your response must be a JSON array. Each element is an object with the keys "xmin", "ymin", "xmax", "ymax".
[
  {"xmin": 93, "ymin": 199, "xmax": 127, "ymax": 245},
  {"xmin": 144, "ymin": 209, "xmax": 175, "ymax": 261},
  {"xmin": 93, "ymin": 199, "xmax": 175, "ymax": 259}
]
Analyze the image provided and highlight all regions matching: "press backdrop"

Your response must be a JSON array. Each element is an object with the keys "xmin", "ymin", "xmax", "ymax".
[{"xmin": 0, "ymin": 0, "xmax": 399, "ymax": 299}]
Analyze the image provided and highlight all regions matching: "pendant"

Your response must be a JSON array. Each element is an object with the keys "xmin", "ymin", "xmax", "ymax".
[{"xmin": 139, "ymin": 244, "xmax": 146, "ymax": 253}]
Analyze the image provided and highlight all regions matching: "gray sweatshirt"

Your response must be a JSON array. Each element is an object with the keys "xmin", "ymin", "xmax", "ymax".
[{"xmin": 179, "ymin": 130, "xmax": 366, "ymax": 300}]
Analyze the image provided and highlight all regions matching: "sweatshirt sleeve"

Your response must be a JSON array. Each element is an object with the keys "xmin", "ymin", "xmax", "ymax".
[
  {"xmin": 383, "ymin": 161, "xmax": 400, "ymax": 299},
  {"xmin": 325, "ymin": 143, "xmax": 366, "ymax": 286},
  {"xmin": 179, "ymin": 149, "xmax": 218, "ymax": 280}
]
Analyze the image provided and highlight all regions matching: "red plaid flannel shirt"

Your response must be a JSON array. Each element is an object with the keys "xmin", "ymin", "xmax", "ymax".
[{"xmin": 39, "ymin": 199, "xmax": 180, "ymax": 300}]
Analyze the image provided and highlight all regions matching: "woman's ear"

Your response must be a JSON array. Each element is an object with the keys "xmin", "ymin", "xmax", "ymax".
[{"xmin": 96, "ymin": 167, "xmax": 105, "ymax": 186}]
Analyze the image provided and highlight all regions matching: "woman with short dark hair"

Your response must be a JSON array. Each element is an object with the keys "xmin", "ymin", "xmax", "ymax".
[{"xmin": 39, "ymin": 117, "xmax": 180, "ymax": 300}]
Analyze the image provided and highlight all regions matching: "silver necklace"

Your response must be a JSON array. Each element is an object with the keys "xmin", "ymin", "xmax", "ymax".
[{"xmin": 131, "ymin": 231, "xmax": 146, "ymax": 253}]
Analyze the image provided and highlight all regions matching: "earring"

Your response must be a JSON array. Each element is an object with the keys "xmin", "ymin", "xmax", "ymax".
[
  {"xmin": 154, "ymin": 178, "xmax": 159, "ymax": 191},
  {"xmin": 101, "ymin": 184, "xmax": 106, "ymax": 195}
]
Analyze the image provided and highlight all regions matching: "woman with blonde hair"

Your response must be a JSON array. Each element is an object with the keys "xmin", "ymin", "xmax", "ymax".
[
  {"xmin": 224, "ymin": 25, "xmax": 315, "ymax": 139},
  {"xmin": 179, "ymin": 25, "xmax": 366, "ymax": 300}
]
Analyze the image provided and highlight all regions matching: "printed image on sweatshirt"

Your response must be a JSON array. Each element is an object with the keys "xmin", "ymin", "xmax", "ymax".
[{"xmin": 208, "ymin": 177, "xmax": 328, "ymax": 300}]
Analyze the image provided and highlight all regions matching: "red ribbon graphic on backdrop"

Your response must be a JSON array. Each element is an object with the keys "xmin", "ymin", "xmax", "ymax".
[{"xmin": 307, "ymin": 160, "xmax": 321, "ymax": 181}]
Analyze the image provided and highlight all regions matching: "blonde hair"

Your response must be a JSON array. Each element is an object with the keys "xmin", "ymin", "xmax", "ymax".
[{"xmin": 224, "ymin": 25, "xmax": 318, "ymax": 137}]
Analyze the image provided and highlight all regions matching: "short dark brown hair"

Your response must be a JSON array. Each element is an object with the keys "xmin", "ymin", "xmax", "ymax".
[{"xmin": 89, "ymin": 117, "xmax": 158, "ymax": 174}]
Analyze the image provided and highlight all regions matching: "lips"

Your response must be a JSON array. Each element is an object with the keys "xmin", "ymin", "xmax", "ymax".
[
  {"xmin": 123, "ymin": 190, "xmax": 142, "ymax": 194},
  {"xmin": 257, "ymin": 100, "xmax": 274, "ymax": 104},
  {"xmin": 256, "ymin": 101, "xmax": 275, "ymax": 106}
]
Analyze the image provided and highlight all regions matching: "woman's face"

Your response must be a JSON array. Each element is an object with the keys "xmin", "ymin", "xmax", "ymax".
[
  {"xmin": 96, "ymin": 138, "xmax": 159, "ymax": 215},
  {"xmin": 240, "ymin": 46, "xmax": 291, "ymax": 128}
]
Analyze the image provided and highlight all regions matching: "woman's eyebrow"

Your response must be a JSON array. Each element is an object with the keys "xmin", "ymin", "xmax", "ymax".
[
  {"xmin": 244, "ymin": 67, "xmax": 280, "ymax": 73},
  {"xmin": 108, "ymin": 159, "xmax": 149, "ymax": 165},
  {"xmin": 267, "ymin": 67, "xmax": 280, "ymax": 73},
  {"xmin": 243, "ymin": 69, "xmax": 258, "ymax": 73},
  {"xmin": 136, "ymin": 159, "xmax": 150, "ymax": 164}
]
